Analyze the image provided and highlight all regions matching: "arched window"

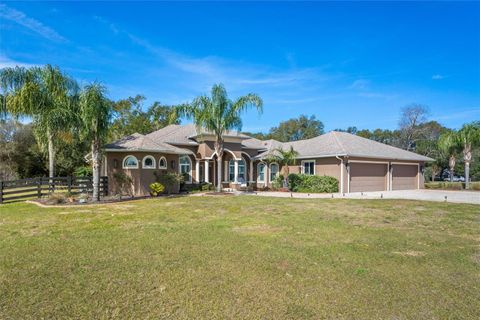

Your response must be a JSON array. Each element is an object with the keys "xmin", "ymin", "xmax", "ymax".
[
  {"xmin": 257, "ymin": 162, "xmax": 266, "ymax": 182},
  {"xmin": 142, "ymin": 155, "xmax": 156, "ymax": 169},
  {"xmin": 159, "ymin": 156, "xmax": 167, "ymax": 169},
  {"xmin": 270, "ymin": 163, "xmax": 279, "ymax": 182},
  {"xmin": 179, "ymin": 155, "xmax": 192, "ymax": 183},
  {"xmin": 123, "ymin": 155, "xmax": 138, "ymax": 169}
]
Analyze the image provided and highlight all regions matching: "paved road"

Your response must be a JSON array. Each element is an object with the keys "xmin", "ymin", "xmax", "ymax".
[{"xmin": 249, "ymin": 189, "xmax": 480, "ymax": 205}]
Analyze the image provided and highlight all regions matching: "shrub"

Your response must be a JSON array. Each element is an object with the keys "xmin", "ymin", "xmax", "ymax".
[
  {"xmin": 424, "ymin": 182, "xmax": 462, "ymax": 190},
  {"xmin": 46, "ymin": 192, "xmax": 68, "ymax": 205},
  {"xmin": 287, "ymin": 173, "xmax": 338, "ymax": 193},
  {"xmin": 201, "ymin": 183, "xmax": 214, "ymax": 191},
  {"xmin": 155, "ymin": 172, "xmax": 183, "ymax": 194},
  {"xmin": 113, "ymin": 172, "xmax": 133, "ymax": 197},
  {"xmin": 149, "ymin": 182, "xmax": 165, "ymax": 196},
  {"xmin": 74, "ymin": 166, "xmax": 92, "ymax": 177},
  {"xmin": 272, "ymin": 174, "xmax": 284, "ymax": 190}
]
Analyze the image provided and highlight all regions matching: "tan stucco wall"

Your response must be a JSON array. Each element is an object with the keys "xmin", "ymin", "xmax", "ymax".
[{"xmin": 104, "ymin": 152, "xmax": 199, "ymax": 196}]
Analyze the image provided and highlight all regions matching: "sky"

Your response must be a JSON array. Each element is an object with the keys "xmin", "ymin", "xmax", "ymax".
[{"xmin": 1, "ymin": 1, "xmax": 479, "ymax": 133}]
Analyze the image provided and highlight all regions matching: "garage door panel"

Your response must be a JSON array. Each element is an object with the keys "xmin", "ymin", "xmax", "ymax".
[
  {"xmin": 392, "ymin": 165, "xmax": 417, "ymax": 190},
  {"xmin": 350, "ymin": 163, "xmax": 387, "ymax": 192}
]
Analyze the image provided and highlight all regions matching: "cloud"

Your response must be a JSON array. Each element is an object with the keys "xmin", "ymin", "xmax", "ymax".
[
  {"xmin": 349, "ymin": 79, "xmax": 370, "ymax": 90},
  {"xmin": 0, "ymin": 4, "xmax": 66, "ymax": 42},
  {"xmin": 432, "ymin": 74, "xmax": 445, "ymax": 80},
  {"xmin": 0, "ymin": 54, "xmax": 36, "ymax": 68}
]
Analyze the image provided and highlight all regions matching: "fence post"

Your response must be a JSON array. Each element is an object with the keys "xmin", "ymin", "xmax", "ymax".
[
  {"xmin": 37, "ymin": 177, "xmax": 42, "ymax": 199},
  {"xmin": 67, "ymin": 176, "xmax": 72, "ymax": 194},
  {"xmin": 0, "ymin": 181, "xmax": 3, "ymax": 204}
]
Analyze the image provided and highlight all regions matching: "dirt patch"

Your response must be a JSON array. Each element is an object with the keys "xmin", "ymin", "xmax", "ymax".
[
  {"xmin": 393, "ymin": 251, "xmax": 426, "ymax": 257},
  {"xmin": 472, "ymin": 251, "xmax": 480, "ymax": 265},
  {"xmin": 233, "ymin": 224, "xmax": 283, "ymax": 235}
]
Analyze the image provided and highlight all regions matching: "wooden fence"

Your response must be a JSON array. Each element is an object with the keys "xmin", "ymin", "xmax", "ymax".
[{"xmin": 0, "ymin": 176, "xmax": 108, "ymax": 204}]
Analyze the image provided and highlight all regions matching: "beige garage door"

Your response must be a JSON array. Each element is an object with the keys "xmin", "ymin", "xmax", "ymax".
[
  {"xmin": 392, "ymin": 164, "xmax": 418, "ymax": 190},
  {"xmin": 350, "ymin": 163, "xmax": 387, "ymax": 192}
]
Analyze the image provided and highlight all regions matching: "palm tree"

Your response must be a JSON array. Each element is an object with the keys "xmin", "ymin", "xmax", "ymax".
[
  {"xmin": 457, "ymin": 123, "xmax": 480, "ymax": 189},
  {"xmin": 438, "ymin": 131, "xmax": 460, "ymax": 182},
  {"xmin": 0, "ymin": 65, "xmax": 79, "ymax": 177},
  {"xmin": 177, "ymin": 84, "xmax": 263, "ymax": 192},
  {"xmin": 79, "ymin": 82, "xmax": 112, "ymax": 201},
  {"xmin": 266, "ymin": 146, "xmax": 299, "ymax": 188}
]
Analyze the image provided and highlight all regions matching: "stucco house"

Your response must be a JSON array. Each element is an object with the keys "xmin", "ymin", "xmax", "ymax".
[{"xmin": 103, "ymin": 124, "xmax": 433, "ymax": 196}]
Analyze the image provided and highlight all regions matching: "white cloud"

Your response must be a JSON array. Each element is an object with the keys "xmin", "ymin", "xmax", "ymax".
[
  {"xmin": 432, "ymin": 74, "xmax": 445, "ymax": 80},
  {"xmin": 0, "ymin": 54, "xmax": 36, "ymax": 68},
  {"xmin": 350, "ymin": 79, "xmax": 370, "ymax": 90},
  {"xmin": 0, "ymin": 4, "xmax": 66, "ymax": 42}
]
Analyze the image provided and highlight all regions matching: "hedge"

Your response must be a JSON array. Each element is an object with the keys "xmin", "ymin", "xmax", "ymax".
[
  {"xmin": 425, "ymin": 182, "xmax": 480, "ymax": 191},
  {"xmin": 288, "ymin": 173, "xmax": 339, "ymax": 193}
]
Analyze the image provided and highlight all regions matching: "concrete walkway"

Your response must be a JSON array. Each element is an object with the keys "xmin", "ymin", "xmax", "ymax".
[{"xmin": 247, "ymin": 189, "xmax": 480, "ymax": 205}]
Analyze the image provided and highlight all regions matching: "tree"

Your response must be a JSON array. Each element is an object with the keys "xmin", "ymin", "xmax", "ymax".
[
  {"xmin": 0, "ymin": 65, "xmax": 79, "ymax": 177},
  {"xmin": 268, "ymin": 115, "xmax": 324, "ymax": 142},
  {"xmin": 438, "ymin": 131, "xmax": 461, "ymax": 182},
  {"xmin": 266, "ymin": 146, "xmax": 299, "ymax": 188},
  {"xmin": 398, "ymin": 104, "xmax": 429, "ymax": 151},
  {"xmin": 109, "ymin": 95, "xmax": 180, "ymax": 141},
  {"xmin": 177, "ymin": 84, "xmax": 263, "ymax": 192},
  {"xmin": 334, "ymin": 126, "xmax": 358, "ymax": 134},
  {"xmin": 456, "ymin": 122, "xmax": 480, "ymax": 189},
  {"xmin": 79, "ymin": 82, "xmax": 112, "ymax": 201}
]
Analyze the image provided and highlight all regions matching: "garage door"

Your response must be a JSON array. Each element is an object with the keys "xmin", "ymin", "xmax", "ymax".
[
  {"xmin": 349, "ymin": 163, "xmax": 387, "ymax": 192},
  {"xmin": 392, "ymin": 164, "xmax": 418, "ymax": 190}
]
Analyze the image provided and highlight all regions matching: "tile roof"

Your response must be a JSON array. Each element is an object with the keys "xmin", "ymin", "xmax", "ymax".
[{"xmin": 105, "ymin": 133, "xmax": 193, "ymax": 154}]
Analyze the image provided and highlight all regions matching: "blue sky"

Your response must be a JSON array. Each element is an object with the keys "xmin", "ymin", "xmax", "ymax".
[{"xmin": 1, "ymin": 1, "xmax": 479, "ymax": 132}]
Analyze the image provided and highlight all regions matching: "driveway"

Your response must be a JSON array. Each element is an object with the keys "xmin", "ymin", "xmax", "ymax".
[{"xmin": 250, "ymin": 189, "xmax": 480, "ymax": 205}]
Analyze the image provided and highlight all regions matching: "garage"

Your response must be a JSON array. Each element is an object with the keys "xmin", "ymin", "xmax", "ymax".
[
  {"xmin": 392, "ymin": 164, "xmax": 418, "ymax": 190},
  {"xmin": 349, "ymin": 162, "xmax": 388, "ymax": 192}
]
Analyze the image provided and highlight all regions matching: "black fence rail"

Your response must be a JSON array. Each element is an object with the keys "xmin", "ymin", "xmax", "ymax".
[{"xmin": 0, "ymin": 176, "xmax": 108, "ymax": 204}]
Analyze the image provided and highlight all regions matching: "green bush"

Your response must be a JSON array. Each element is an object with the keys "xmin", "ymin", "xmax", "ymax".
[
  {"xmin": 272, "ymin": 174, "xmax": 284, "ymax": 190},
  {"xmin": 154, "ymin": 172, "xmax": 183, "ymax": 194},
  {"xmin": 149, "ymin": 182, "xmax": 165, "ymax": 196},
  {"xmin": 74, "ymin": 166, "xmax": 92, "ymax": 177},
  {"xmin": 425, "ymin": 181, "xmax": 480, "ymax": 191},
  {"xmin": 287, "ymin": 173, "xmax": 338, "ymax": 193}
]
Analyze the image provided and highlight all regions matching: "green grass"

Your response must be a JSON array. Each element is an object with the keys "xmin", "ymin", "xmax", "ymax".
[{"xmin": 1, "ymin": 196, "xmax": 479, "ymax": 319}]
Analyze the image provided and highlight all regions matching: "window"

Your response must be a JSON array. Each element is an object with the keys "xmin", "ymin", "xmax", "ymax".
[
  {"xmin": 302, "ymin": 160, "xmax": 315, "ymax": 175},
  {"xmin": 123, "ymin": 155, "xmax": 138, "ymax": 169},
  {"xmin": 229, "ymin": 160, "xmax": 235, "ymax": 182},
  {"xmin": 159, "ymin": 157, "xmax": 167, "ymax": 169},
  {"xmin": 257, "ymin": 163, "xmax": 266, "ymax": 182},
  {"xmin": 270, "ymin": 163, "xmax": 279, "ymax": 182},
  {"xmin": 229, "ymin": 159, "xmax": 246, "ymax": 182},
  {"xmin": 238, "ymin": 160, "xmax": 245, "ymax": 183},
  {"xmin": 179, "ymin": 155, "xmax": 192, "ymax": 183},
  {"xmin": 142, "ymin": 156, "xmax": 156, "ymax": 169}
]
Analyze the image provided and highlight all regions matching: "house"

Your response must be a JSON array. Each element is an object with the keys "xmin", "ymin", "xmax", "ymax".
[{"xmin": 103, "ymin": 124, "xmax": 433, "ymax": 195}]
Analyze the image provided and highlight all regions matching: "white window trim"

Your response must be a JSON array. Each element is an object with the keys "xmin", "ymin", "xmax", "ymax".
[
  {"xmin": 257, "ymin": 162, "xmax": 266, "ymax": 182},
  {"xmin": 122, "ymin": 155, "xmax": 139, "ymax": 169},
  {"xmin": 269, "ymin": 162, "xmax": 279, "ymax": 181},
  {"xmin": 158, "ymin": 156, "xmax": 167, "ymax": 169},
  {"xmin": 301, "ymin": 160, "xmax": 316, "ymax": 175},
  {"xmin": 142, "ymin": 155, "xmax": 156, "ymax": 169},
  {"xmin": 179, "ymin": 155, "xmax": 192, "ymax": 184}
]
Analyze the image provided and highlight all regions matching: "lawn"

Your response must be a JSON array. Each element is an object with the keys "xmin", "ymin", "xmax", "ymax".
[{"xmin": 0, "ymin": 196, "xmax": 479, "ymax": 319}]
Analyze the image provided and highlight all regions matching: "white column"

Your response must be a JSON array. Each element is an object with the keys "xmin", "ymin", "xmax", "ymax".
[
  {"xmin": 224, "ymin": 161, "xmax": 228, "ymax": 181},
  {"xmin": 204, "ymin": 160, "xmax": 209, "ymax": 183},
  {"xmin": 234, "ymin": 160, "xmax": 239, "ymax": 183},
  {"xmin": 249, "ymin": 161, "xmax": 253, "ymax": 182},
  {"xmin": 265, "ymin": 164, "xmax": 269, "ymax": 185},
  {"xmin": 195, "ymin": 161, "xmax": 200, "ymax": 183}
]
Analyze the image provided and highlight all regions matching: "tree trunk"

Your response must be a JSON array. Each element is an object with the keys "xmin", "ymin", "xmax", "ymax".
[
  {"xmin": 47, "ymin": 129, "xmax": 55, "ymax": 178},
  {"xmin": 449, "ymin": 155, "xmax": 456, "ymax": 182},
  {"xmin": 465, "ymin": 161, "xmax": 470, "ymax": 189},
  {"xmin": 92, "ymin": 139, "xmax": 101, "ymax": 201},
  {"xmin": 214, "ymin": 138, "xmax": 224, "ymax": 193},
  {"xmin": 216, "ymin": 156, "xmax": 222, "ymax": 192}
]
